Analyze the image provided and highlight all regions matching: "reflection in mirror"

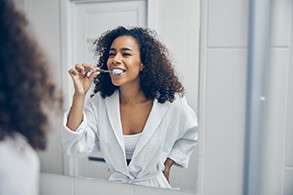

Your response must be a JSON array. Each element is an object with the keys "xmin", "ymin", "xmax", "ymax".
[
  {"xmin": 60, "ymin": 0, "xmax": 201, "ymax": 192},
  {"xmin": 12, "ymin": 0, "xmax": 200, "ymax": 193}
]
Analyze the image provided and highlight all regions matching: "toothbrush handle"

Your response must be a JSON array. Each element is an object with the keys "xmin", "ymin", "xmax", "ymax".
[{"xmin": 96, "ymin": 69, "xmax": 111, "ymax": 73}]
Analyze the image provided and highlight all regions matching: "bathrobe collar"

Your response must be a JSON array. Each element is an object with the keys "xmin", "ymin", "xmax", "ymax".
[
  {"xmin": 105, "ymin": 90, "xmax": 124, "ymax": 150},
  {"xmin": 104, "ymin": 90, "xmax": 170, "ymax": 163}
]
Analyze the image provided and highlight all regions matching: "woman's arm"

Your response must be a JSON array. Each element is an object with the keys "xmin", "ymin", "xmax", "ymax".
[
  {"xmin": 66, "ymin": 94, "xmax": 86, "ymax": 131},
  {"xmin": 66, "ymin": 64, "xmax": 99, "ymax": 131}
]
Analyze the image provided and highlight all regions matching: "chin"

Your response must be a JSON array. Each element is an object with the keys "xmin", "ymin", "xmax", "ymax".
[{"xmin": 111, "ymin": 81, "xmax": 122, "ymax": 87}]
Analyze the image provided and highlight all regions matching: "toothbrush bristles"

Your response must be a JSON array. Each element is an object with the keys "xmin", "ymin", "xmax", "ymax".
[
  {"xmin": 112, "ymin": 69, "xmax": 123, "ymax": 75},
  {"xmin": 94, "ymin": 68, "xmax": 124, "ymax": 75}
]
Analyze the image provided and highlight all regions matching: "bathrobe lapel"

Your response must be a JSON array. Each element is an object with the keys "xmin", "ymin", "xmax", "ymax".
[
  {"xmin": 104, "ymin": 90, "xmax": 130, "ymax": 178},
  {"xmin": 104, "ymin": 91, "xmax": 170, "ymax": 176},
  {"xmin": 131, "ymin": 99, "xmax": 170, "ymax": 162},
  {"xmin": 104, "ymin": 91, "xmax": 125, "ymax": 153},
  {"xmin": 105, "ymin": 91, "xmax": 170, "ymax": 157}
]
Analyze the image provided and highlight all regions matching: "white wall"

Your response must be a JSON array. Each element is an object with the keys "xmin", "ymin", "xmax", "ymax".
[
  {"xmin": 198, "ymin": 0, "xmax": 248, "ymax": 194},
  {"xmin": 261, "ymin": 0, "xmax": 293, "ymax": 195},
  {"xmin": 154, "ymin": 0, "xmax": 200, "ymax": 191},
  {"xmin": 156, "ymin": 0, "xmax": 200, "ymax": 112},
  {"xmin": 198, "ymin": 1, "xmax": 293, "ymax": 195}
]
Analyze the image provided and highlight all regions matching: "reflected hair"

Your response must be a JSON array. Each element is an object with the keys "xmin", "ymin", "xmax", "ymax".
[{"xmin": 92, "ymin": 26, "xmax": 184, "ymax": 103}]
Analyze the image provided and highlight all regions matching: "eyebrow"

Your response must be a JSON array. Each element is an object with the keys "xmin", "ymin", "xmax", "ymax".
[{"xmin": 109, "ymin": 47, "xmax": 133, "ymax": 52}]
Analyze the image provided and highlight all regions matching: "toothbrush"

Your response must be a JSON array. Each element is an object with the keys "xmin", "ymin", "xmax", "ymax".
[
  {"xmin": 96, "ymin": 69, "xmax": 124, "ymax": 75},
  {"xmin": 87, "ymin": 68, "xmax": 124, "ymax": 77}
]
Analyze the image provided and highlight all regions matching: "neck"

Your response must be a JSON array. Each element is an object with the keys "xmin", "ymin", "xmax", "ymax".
[{"xmin": 119, "ymin": 86, "xmax": 147, "ymax": 105}]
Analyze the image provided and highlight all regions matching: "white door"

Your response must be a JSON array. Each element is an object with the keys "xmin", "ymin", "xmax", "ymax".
[
  {"xmin": 63, "ymin": 0, "xmax": 147, "ymax": 179},
  {"xmin": 72, "ymin": 0, "xmax": 147, "ymax": 65}
]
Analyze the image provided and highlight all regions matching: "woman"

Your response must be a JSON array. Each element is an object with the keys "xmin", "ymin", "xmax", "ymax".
[
  {"xmin": 63, "ymin": 26, "xmax": 198, "ymax": 189},
  {"xmin": 0, "ymin": 0, "xmax": 61, "ymax": 194}
]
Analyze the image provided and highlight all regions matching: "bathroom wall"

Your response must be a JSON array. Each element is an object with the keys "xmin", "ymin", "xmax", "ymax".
[
  {"xmin": 198, "ymin": 0, "xmax": 248, "ymax": 194},
  {"xmin": 156, "ymin": 0, "xmax": 200, "ymax": 112},
  {"xmin": 261, "ymin": 0, "xmax": 293, "ymax": 195},
  {"xmin": 155, "ymin": 0, "xmax": 200, "ymax": 190},
  {"xmin": 199, "ymin": 1, "xmax": 293, "ymax": 195}
]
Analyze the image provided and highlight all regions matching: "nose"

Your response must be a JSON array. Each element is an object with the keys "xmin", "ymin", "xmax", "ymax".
[{"xmin": 112, "ymin": 53, "xmax": 121, "ymax": 64}]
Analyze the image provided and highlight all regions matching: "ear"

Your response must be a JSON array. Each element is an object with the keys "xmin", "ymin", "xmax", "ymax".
[{"xmin": 140, "ymin": 64, "xmax": 144, "ymax": 71}]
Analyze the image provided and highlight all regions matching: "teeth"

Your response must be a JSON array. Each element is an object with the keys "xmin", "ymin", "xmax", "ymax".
[{"xmin": 112, "ymin": 69, "xmax": 124, "ymax": 75}]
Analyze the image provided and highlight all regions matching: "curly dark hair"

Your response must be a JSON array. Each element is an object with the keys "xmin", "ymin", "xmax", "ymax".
[
  {"xmin": 92, "ymin": 26, "xmax": 184, "ymax": 103},
  {"xmin": 0, "ymin": 0, "xmax": 62, "ymax": 150}
]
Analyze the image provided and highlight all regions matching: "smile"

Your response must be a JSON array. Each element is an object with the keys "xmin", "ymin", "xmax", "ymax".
[
  {"xmin": 112, "ymin": 69, "xmax": 124, "ymax": 75},
  {"xmin": 111, "ymin": 68, "xmax": 125, "ymax": 75}
]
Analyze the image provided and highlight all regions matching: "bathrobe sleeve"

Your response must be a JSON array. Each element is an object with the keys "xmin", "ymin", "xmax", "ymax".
[
  {"xmin": 62, "ymin": 96, "xmax": 101, "ymax": 157},
  {"xmin": 168, "ymin": 96, "xmax": 198, "ymax": 168}
]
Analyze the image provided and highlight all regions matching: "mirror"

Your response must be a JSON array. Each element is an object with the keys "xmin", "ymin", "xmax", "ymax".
[
  {"xmin": 61, "ymin": 0, "xmax": 201, "ymax": 192},
  {"xmin": 15, "ymin": 0, "xmax": 201, "ymax": 193},
  {"xmin": 12, "ymin": 0, "xmax": 293, "ymax": 194}
]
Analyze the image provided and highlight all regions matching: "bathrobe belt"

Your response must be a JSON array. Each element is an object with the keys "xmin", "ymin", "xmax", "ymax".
[{"xmin": 107, "ymin": 170, "xmax": 161, "ymax": 184}]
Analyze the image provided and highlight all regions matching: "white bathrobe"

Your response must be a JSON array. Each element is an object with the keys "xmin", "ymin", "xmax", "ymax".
[
  {"xmin": 62, "ymin": 90, "xmax": 198, "ymax": 188},
  {"xmin": 0, "ymin": 133, "xmax": 40, "ymax": 195}
]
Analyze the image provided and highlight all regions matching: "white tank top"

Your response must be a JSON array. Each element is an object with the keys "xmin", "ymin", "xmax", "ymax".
[{"xmin": 123, "ymin": 133, "xmax": 141, "ymax": 160}]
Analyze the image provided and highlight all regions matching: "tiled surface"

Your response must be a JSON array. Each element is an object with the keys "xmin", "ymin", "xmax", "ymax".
[
  {"xmin": 203, "ymin": 49, "xmax": 247, "ymax": 195},
  {"xmin": 271, "ymin": 0, "xmax": 292, "ymax": 47},
  {"xmin": 207, "ymin": 0, "xmax": 248, "ymax": 47},
  {"xmin": 261, "ymin": 49, "xmax": 289, "ymax": 195},
  {"xmin": 261, "ymin": 1, "xmax": 293, "ymax": 194}
]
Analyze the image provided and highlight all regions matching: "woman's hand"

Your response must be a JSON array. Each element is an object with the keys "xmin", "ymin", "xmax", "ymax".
[
  {"xmin": 68, "ymin": 63, "xmax": 99, "ymax": 96},
  {"xmin": 66, "ymin": 64, "xmax": 100, "ymax": 131},
  {"xmin": 163, "ymin": 158, "xmax": 174, "ymax": 183}
]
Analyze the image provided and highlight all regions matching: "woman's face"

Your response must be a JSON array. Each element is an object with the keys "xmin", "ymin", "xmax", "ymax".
[{"xmin": 107, "ymin": 35, "xmax": 143, "ymax": 87}]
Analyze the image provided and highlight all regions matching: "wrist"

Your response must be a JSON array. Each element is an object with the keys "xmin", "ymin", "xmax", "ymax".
[
  {"xmin": 165, "ymin": 158, "xmax": 174, "ymax": 167},
  {"xmin": 72, "ymin": 93, "xmax": 86, "ymax": 106},
  {"xmin": 73, "ymin": 93, "xmax": 86, "ymax": 99}
]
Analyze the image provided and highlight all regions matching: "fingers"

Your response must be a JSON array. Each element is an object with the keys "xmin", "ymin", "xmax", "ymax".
[
  {"xmin": 68, "ymin": 64, "xmax": 84, "ymax": 77},
  {"xmin": 68, "ymin": 63, "xmax": 98, "ymax": 77},
  {"xmin": 68, "ymin": 68, "xmax": 77, "ymax": 76},
  {"xmin": 81, "ymin": 63, "xmax": 98, "ymax": 72},
  {"xmin": 82, "ymin": 64, "xmax": 100, "ymax": 80}
]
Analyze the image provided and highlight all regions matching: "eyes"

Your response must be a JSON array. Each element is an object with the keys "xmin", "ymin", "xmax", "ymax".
[{"xmin": 108, "ymin": 52, "xmax": 131, "ymax": 58}]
